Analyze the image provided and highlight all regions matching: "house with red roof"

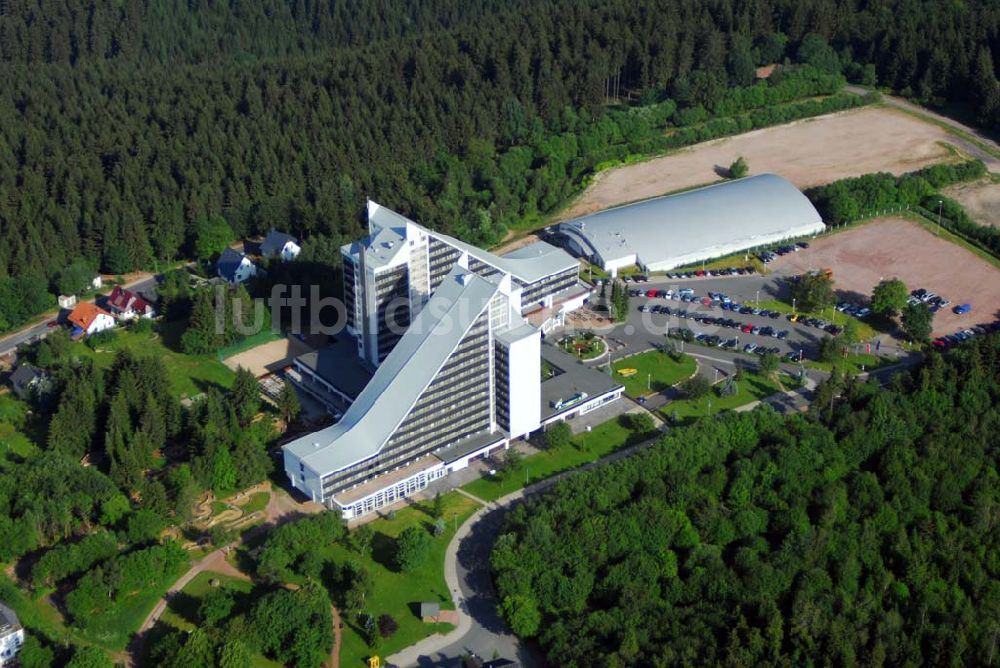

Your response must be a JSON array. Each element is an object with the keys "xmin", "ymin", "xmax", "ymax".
[
  {"xmin": 67, "ymin": 303, "xmax": 116, "ymax": 337},
  {"xmin": 106, "ymin": 286, "xmax": 156, "ymax": 320}
]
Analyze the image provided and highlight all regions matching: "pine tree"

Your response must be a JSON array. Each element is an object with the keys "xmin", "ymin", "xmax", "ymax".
[
  {"xmin": 276, "ymin": 380, "xmax": 301, "ymax": 425},
  {"xmin": 231, "ymin": 366, "xmax": 260, "ymax": 427},
  {"xmin": 212, "ymin": 446, "xmax": 237, "ymax": 492},
  {"xmin": 182, "ymin": 288, "xmax": 221, "ymax": 354}
]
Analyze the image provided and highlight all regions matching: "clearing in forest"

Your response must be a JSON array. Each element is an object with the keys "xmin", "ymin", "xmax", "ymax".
[
  {"xmin": 767, "ymin": 217, "xmax": 1000, "ymax": 336},
  {"xmin": 943, "ymin": 179, "xmax": 1000, "ymax": 230},
  {"xmin": 561, "ymin": 106, "xmax": 964, "ymax": 220}
]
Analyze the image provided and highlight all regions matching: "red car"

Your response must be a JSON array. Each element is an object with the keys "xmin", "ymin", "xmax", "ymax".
[
  {"xmin": 694, "ymin": 270, "xmax": 705, "ymax": 276},
  {"xmin": 700, "ymin": 297, "xmax": 712, "ymax": 305},
  {"xmin": 741, "ymin": 323, "xmax": 753, "ymax": 333},
  {"xmin": 646, "ymin": 289, "xmax": 658, "ymax": 298}
]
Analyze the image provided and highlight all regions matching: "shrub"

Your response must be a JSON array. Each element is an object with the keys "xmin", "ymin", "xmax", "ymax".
[
  {"xmin": 378, "ymin": 614, "xmax": 399, "ymax": 639},
  {"xmin": 395, "ymin": 527, "xmax": 433, "ymax": 572}
]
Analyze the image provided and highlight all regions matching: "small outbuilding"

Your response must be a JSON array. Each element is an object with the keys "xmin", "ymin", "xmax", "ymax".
[
  {"xmin": 419, "ymin": 601, "xmax": 440, "ymax": 621},
  {"xmin": 9, "ymin": 364, "xmax": 49, "ymax": 400},
  {"xmin": 260, "ymin": 230, "xmax": 302, "ymax": 261}
]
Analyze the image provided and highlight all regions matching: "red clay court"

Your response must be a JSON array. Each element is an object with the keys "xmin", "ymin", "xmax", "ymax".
[{"xmin": 769, "ymin": 217, "xmax": 1000, "ymax": 336}]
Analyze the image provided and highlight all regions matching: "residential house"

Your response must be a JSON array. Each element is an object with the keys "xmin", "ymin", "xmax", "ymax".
[
  {"xmin": 217, "ymin": 248, "xmax": 258, "ymax": 284},
  {"xmin": 57, "ymin": 294, "xmax": 78, "ymax": 309},
  {"xmin": 9, "ymin": 364, "xmax": 49, "ymax": 400},
  {"xmin": 106, "ymin": 286, "xmax": 156, "ymax": 320},
  {"xmin": 0, "ymin": 601, "xmax": 24, "ymax": 666},
  {"xmin": 259, "ymin": 230, "xmax": 302, "ymax": 261},
  {"xmin": 67, "ymin": 302, "xmax": 116, "ymax": 337}
]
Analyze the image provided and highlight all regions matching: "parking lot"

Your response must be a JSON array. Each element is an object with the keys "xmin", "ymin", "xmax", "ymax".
[
  {"xmin": 767, "ymin": 217, "xmax": 1000, "ymax": 336},
  {"xmin": 589, "ymin": 271, "xmax": 885, "ymax": 365}
]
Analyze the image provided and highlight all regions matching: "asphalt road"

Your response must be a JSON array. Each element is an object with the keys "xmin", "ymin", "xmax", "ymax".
[{"xmin": 0, "ymin": 274, "xmax": 160, "ymax": 356}]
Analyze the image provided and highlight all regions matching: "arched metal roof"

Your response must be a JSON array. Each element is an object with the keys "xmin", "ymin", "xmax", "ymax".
[{"xmin": 559, "ymin": 174, "xmax": 824, "ymax": 270}]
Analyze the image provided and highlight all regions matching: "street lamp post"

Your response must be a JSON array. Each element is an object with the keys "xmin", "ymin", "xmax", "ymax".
[
  {"xmin": 792, "ymin": 297, "xmax": 796, "ymax": 314},
  {"xmin": 936, "ymin": 199, "xmax": 943, "ymax": 236},
  {"xmin": 647, "ymin": 373, "xmax": 651, "ymax": 391},
  {"xmin": 755, "ymin": 289, "xmax": 760, "ymax": 307}
]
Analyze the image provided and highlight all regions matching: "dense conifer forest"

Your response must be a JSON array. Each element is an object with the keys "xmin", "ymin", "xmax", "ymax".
[
  {"xmin": 1, "ymin": 0, "xmax": 999, "ymax": 331},
  {"xmin": 492, "ymin": 335, "xmax": 1000, "ymax": 665}
]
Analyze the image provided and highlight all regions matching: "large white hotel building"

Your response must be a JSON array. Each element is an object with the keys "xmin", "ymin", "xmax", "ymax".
[{"xmin": 282, "ymin": 202, "xmax": 619, "ymax": 519}]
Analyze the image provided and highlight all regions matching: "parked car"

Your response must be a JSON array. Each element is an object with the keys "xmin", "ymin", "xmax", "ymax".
[
  {"xmin": 954, "ymin": 303, "xmax": 972, "ymax": 315},
  {"xmin": 744, "ymin": 343, "xmax": 758, "ymax": 353}
]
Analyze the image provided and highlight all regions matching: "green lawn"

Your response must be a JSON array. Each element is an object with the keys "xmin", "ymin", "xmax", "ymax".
[
  {"xmin": 611, "ymin": 350, "xmax": 696, "ymax": 398},
  {"xmin": 805, "ymin": 351, "xmax": 895, "ymax": 375},
  {"xmin": 462, "ymin": 418, "xmax": 650, "ymax": 503},
  {"xmin": 659, "ymin": 370, "xmax": 799, "ymax": 424},
  {"xmin": 0, "ymin": 394, "xmax": 37, "ymax": 462},
  {"xmin": 671, "ymin": 253, "xmax": 765, "ymax": 274},
  {"xmin": 0, "ymin": 572, "xmax": 88, "ymax": 648},
  {"xmin": 155, "ymin": 571, "xmax": 281, "ymax": 668},
  {"xmin": 558, "ymin": 334, "xmax": 606, "ymax": 360},
  {"xmin": 69, "ymin": 324, "xmax": 235, "ymax": 399},
  {"xmin": 331, "ymin": 492, "xmax": 480, "ymax": 668},
  {"xmin": 242, "ymin": 491, "xmax": 270, "ymax": 514},
  {"xmin": 756, "ymin": 299, "xmax": 880, "ymax": 340},
  {"xmin": 74, "ymin": 559, "xmax": 191, "ymax": 651}
]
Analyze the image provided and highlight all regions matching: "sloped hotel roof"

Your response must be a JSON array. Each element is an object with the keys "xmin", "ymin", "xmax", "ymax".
[
  {"xmin": 364, "ymin": 200, "xmax": 578, "ymax": 283},
  {"xmin": 284, "ymin": 266, "xmax": 500, "ymax": 476},
  {"xmin": 558, "ymin": 174, "xmax": 825, "ymax": 270}
]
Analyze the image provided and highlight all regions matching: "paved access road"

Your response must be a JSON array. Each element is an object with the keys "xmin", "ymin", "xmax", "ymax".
[{"xmin": 0, "ymin": 273, "xmax": 161, "ymax": 356}]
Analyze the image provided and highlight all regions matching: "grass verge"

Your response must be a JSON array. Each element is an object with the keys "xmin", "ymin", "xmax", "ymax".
[
  {"xmin": 332, "ymin": 493, "xmax": 480, "ymax": 667},
  {"xmin": 755, "ymin": 299, "xmax": 881, "ymax": 340},
  {"xmin": 74, "ymin": 559, "xmax": 190, "ymax": 651},
  {"xmin": 70, "ymin": 324, "xmax": 235, "ymax": 399},
  {"xmin": 462, "ymin": 418, "xmax": 651, "ymax": 503},
  {"xmin": 659, "ymin": 370, "xmax": 799, "ymax": 424},
  {"xmin": 153, "ymin": 571, "xmax": 280, "ymax": 668},
  {"xmin": 611, "ymin": 350, "xmax": 696, "ymax": 398}
]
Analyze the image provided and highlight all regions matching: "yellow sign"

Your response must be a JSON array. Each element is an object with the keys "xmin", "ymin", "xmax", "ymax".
[
  {"xmin": 617, "ymin": 368, "xmax": 638, "ymax": 377},
  {"xmin": 369, "ymin": 657, "xmax": 381, "ymax": 668}
]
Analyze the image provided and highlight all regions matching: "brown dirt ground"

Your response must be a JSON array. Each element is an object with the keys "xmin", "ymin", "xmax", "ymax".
[
  {"xmin": 943, "ymin": 179, "xmax": 1000, "ymax": 229},
  {"xmin": 768, "ymin": 217, "xmax": 1000, "ymax": 336},
  {"xmin": 222, "ymin": 336, "xmax": 312, "ymax": 377},
  {"xmin": 562, "ymin": 106, "xmax": 963, "ymax": 220}
]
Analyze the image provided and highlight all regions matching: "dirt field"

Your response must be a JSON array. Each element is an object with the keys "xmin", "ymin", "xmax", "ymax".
[
  {"xmin": 223, "ymin": 336, "xmax": 313, "ymax": 377},
  {"xmin": 768, "ymin": 218, "xmax": 1000, "ymax": 336},
  {"xmin": 943, "ymin": 179, "xmax": 1000, "ymax": 229},
  {"xmin": 562, "ymin": 106, "xmax": 963, "ymax": 220}
]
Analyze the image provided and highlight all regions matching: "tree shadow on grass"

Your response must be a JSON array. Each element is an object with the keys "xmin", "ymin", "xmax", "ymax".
[
  {"xmin": 370, "ymin": 531, "xmax": 398, "ymax": 572},
  {"xmin": 191, "ymin": 377, "xmax": 234, "ymax": 397},
  {"xmin": 164, "ymin": 590, "xmax": 201, "ymax": 626}
]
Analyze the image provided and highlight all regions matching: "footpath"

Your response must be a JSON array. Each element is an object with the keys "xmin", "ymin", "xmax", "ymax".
[{"xmin": 385, "ymin": 431, "xmax": 664, "ymax": 667}]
